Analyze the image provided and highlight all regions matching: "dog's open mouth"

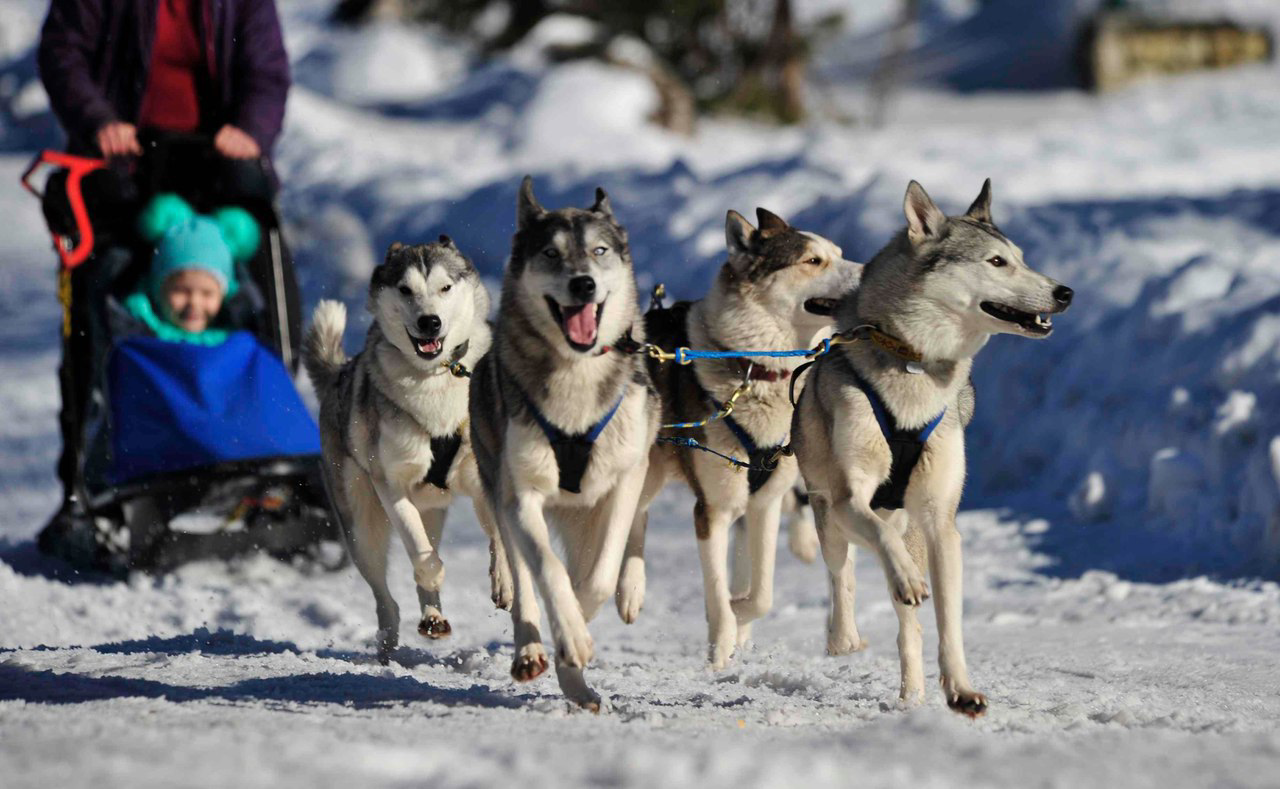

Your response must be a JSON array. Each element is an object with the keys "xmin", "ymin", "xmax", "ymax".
[
  {"xmin": 803, "ymin": 297, "xmax": 838, "ymax": 316},
  {"xmin": 407, "ymin": 330, "xmax": 445, "ymax": 359},
  {"xmin": 545, "ymin": 297, "xmax": 605, "ymax": 352},
  {"xmin": 980, "ymin": 301, "xmax": 1053, "ymax": 336}
]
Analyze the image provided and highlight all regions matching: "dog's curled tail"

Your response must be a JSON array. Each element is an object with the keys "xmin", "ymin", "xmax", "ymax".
[{"xmin": 303, "ymin": 299, "xmax": 348, "ymax": 395}]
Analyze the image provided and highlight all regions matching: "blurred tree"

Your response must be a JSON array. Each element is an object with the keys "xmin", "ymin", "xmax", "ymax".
[{"xmin": 332, "ymin": 0, "xmax": 834, "ymax": 126}]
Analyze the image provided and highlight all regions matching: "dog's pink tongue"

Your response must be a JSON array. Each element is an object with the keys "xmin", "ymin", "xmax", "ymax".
[{"xmin": 564, "ymin": 304, "xmax": 598, "ymax": 346}]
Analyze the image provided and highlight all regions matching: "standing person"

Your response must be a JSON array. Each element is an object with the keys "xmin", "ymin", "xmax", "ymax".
[
  {"xmin": 38, "ymin": 0, "xmax": 290, "ymax": 164},
  {"xmin": 36, "ymin": 0, "xmax": 293, "ymax": 538}
]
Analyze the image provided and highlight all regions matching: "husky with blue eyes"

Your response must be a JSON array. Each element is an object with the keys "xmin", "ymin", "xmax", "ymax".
[{"xmin": 469, "ymin": 176, "xmax": 660, "ymax": 711}]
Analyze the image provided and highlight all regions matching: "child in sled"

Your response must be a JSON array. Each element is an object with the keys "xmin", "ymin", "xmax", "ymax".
[{"xmin": 124, "ymin": 194, "xmax": 260, "ymax": 344}]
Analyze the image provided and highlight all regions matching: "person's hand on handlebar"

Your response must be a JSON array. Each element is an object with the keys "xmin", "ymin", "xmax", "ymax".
[
  {"xmin": 96, "ymin": 122, "xmax": 142, "ymax": 158},
  {"xmin": 214, "ymin": 125, "xmax": 261, "ymax": 159}
]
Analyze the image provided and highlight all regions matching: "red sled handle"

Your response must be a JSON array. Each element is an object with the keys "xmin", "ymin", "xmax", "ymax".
[{"xmin": 21, "ymin": 151, "xmax": 108, "ymax": 270}]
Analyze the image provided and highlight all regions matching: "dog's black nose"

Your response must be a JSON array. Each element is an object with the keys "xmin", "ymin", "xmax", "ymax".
[
  {"xmin": 417, "ymin": 314, "xmax": 442, "ymax": 336},
  {"xmin": 1053, "ymin": 285, "xmax": 1074, "ymax": 307},
  {"xmin": 569, "ymin": 276, "xmax": 596, "ymax": 303}
]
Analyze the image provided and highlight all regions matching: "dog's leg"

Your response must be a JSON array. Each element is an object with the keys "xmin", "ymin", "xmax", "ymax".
[
  {"xmin": 574, "ymin": 462, "xmax": 647, "ymax": 622},
  {"xmin": 373, "ymin": 479, "xmax": 447, "ymax": 603},
  {"xmin": 731, "ymin": 493, "xmax": 783, "ymax": 633},
  {"xmin": 616, "ymin": 455, "xmax": 667, "ymax": 624},
  {"xmin": 345, "ymin": 472, "xmax": 400, "ymax": 663},
  {"xmin": 812, "ymin": 494, "xmax": 867, "ymax": 655},
  {"xmin": 497, "ymin": 498, "xmax": 548, "ymax": 682},
  {"xmin": 729, "ymin": 519, "xmax": 751, "ymax": 647},
  {"xmin": 785, "ymin": 484, "xmax": 820, "ymax": 564},
  {"xmin": 915, "ymin": 497, "xmax": 987, "ymax": 717},
  {"xmin": 505, "ymin": 492, "xmax": 594, "ymax": 674},
  {"xmin": 411, "ymin": 507, "xmax": 451, "ymax": 639},
  {"xmin": 472, "ymin": 493, "xmax": 513, "ymax": 610},
  {"xmin": 696, "ymin": 501, "xmax": 739, "ymax": 670},
  {"xmin": 890, "ymin": 578, "xmax": 926, "ymax": 706},
  {"xmin": 827, "ymin": 479, "xmax": 929, "ymax": 606}
]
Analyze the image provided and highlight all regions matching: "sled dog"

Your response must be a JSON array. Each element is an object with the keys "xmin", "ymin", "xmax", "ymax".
[
  {"xmin": 792, "ymin": 179, "xmax": 1072, "ymax": 715},
  {"xmin": 304, "ymin": 238, "xmax": 510, "ymax": 663},
  {"xmin": 469, "ymin": 177, "xmax": 660, "ymax": 710},
  {"xmin": 616, "ymin": 208, "xmax": 858, "ymax": 669}
]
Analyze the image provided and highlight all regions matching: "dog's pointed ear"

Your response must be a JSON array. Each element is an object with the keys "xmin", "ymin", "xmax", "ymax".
[
  {"xmin": 438, "ymin": 234, "xmax": 454, "ymax": 248},
  {"xmin": 755, "ymin": 207, "xmax": 789, "ymax": 238},
  {"xmin": 965, "ymin": 178, "xmax": 993, "ymax": 224},
  {"xmin": 517, "ymin": 175, "xmax": 544, "ymax": 230},
  {"xmin": 725, "ymin": 210, "xmax": 756, "ymax": 256},
  {"xmin": 904, "ymin": 180, "xmax": 946, "ymax": 244},
  {"xmin": 590, "ymin": 187, "xmax": 614, "ymax": 219},
  {"xmin": 384, "ymin": 241, "xmax": 406, "ymax": 263}
]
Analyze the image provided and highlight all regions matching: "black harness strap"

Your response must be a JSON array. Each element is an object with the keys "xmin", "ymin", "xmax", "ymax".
[
  {"xmin": 705, "ymin": 394, "xmax": 787, "ymax": 494},
  {"xmin": 423, "ymin": 432, "xmax": 463, "ymax": 490},
  {"xmin": 522, "ymin": 391, "xmax": 624, "ymax": 494},
  {"xmin": 853, "ymin": 370, "xmax": 945, "ymax": 511}
]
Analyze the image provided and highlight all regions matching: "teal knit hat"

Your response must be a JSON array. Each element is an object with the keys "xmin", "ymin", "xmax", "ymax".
[{"xmin": 138, "ymin": 194, "xmax": 261, "ymax": 302}]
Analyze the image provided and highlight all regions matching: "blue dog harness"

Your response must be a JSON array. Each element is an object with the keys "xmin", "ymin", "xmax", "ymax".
[
  {"xmin": 704, "ymin": 394, "xmax": 788, "ymax": 494},
  {"xmin": 522, "ymin": 391, "xmax": 625, "ymax": 494},
  {"xmin": 846, "ymin": 365, "xmax": 945, "ymax": 511}
]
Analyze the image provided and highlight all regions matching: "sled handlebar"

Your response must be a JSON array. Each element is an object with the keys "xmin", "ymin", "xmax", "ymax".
[{"xmin": 21, "ymin": 151, "xmax": 108, "ymax": 270}]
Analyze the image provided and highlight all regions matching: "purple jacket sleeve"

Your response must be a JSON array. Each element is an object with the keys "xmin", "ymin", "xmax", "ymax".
[
  {"xmin": 229, "ymin": 0, "xmax": 291, "ymax": 153},
  {"xmin": 37, "ymin": 0, "xmax": 118, "ymax": 148}
]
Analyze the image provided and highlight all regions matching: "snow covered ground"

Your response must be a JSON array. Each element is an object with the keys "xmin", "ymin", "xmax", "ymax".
[{"xmin": 4, "ymin": 0, "xmax": 1280, "ymax": 786}]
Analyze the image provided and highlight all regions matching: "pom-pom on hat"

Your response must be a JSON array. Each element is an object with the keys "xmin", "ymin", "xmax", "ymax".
[{"xmin": 137, "ymin": 193, "xmax": 261, "ymax": 301}]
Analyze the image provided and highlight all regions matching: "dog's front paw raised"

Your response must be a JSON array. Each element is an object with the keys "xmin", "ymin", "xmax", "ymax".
[
  {"xmin": 615, "ymin": 558, "xmax": 646, "ymax": 624},
  {"xmin": 490, "ymin": 572, "xmax": 513, "ymax": 611},
  {"xmin": 511, "ymin": 644, "xmax": 549, "ymax": 682},
  {"xmin": 941, "ymin": 678, "xmax": 988, "ymax": 718},
  {"xmin": 417, "ymin": 613, "xmax": 452, "ymax": 639},
  {"xmin": 887, "ymin": 562, "xmax": 930, "ymax": 607}
]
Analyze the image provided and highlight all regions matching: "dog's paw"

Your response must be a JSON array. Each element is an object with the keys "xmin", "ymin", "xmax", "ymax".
[
  {"xmin": 511, "ymin": 644, "xmax": 549, "ymax": 682},
  {"xmin": 735, "ymin": 621, "xmax": 753, "ymax": 649},
  {"xmin": 941, "ymin": 679, "xmax": 988, "ymax": 718},
  {"xmin": 826, "ymin": 631, "xmax": 869, "ymax": 656},
  {"xmin": 615, "ymin": 559, "xmax": 646, "ymax": 624},
  {"xmin": 375, "ymin": 627, "xmax": 399, "ymax": 664},
  {"xmin": 888, "ymin": 564, "xmax": 930, "ymax": 607},
  {"xmin": 707, "ymin": 631, "xmax": 737, "ymax": 671},
  {"xmin": 417, "ymin": 614, "xmax": 452, "ymax": 639},
  {"xmin": 554, "ymin": 628, "xmax": 595, "ymax": 669},
  {"xmin": 490, "ymin": 574, "xmax": 513, "ymax": 611},
  {"xmin": 730, "ymin": 595, "xmax": 771, "ymax": 625}
]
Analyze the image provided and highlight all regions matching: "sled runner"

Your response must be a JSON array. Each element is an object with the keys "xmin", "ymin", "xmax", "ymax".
[{"xmin": 23, "ymin": 134, "xmax": 341, "ymax": 575}]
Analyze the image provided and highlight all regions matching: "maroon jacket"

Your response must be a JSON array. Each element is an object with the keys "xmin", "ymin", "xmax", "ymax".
[{"xmin": 38, "ymin": 0, "xmax": 291, "ymax": 156}]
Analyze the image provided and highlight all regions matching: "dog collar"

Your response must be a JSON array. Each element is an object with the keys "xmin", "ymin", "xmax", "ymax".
[
  {"xmin": 865, "ymin": 327, "xmax": 924, "ymax": 364},
  {"xmin": 440, "ymin": 340, "xmax": 472, "ymax": 377},
  {"xmin": 600, "ymin": 328, "xmax": 643, "ymax": 356}
]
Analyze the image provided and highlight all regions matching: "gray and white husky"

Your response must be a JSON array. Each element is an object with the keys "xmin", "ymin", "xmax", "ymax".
[
  {"xmin": 615, "ymin": 208, "xmax": 858, "ymax": 669},
  {"xmin": 792, "ymin": 179, "xmax": 1072, "ymax": 715},
  {"xmin": 469, "ymin": 177, "xmax": 660, "ymax": 710},
  {"xmin": 303, "ymin": 238, "xmax": 510, "ymax": 663}
]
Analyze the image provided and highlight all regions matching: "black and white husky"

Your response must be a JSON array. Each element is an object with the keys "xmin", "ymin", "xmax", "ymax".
[
  {"xmin": 303, "ymin": 238, "xmax": 509, "ymax": 663},
  {"xmin": 792, "ymin": 180, "xmax": 1072, "ymax": 715},
  {"xmin": 469, "ymin": 177, "xmax": 660, "ymax": 710}
]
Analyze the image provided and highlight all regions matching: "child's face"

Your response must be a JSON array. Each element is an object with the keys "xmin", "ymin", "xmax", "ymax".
[{"xmin": 162, "ymin": 269, "xmax": 224, "ymax": 333}]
